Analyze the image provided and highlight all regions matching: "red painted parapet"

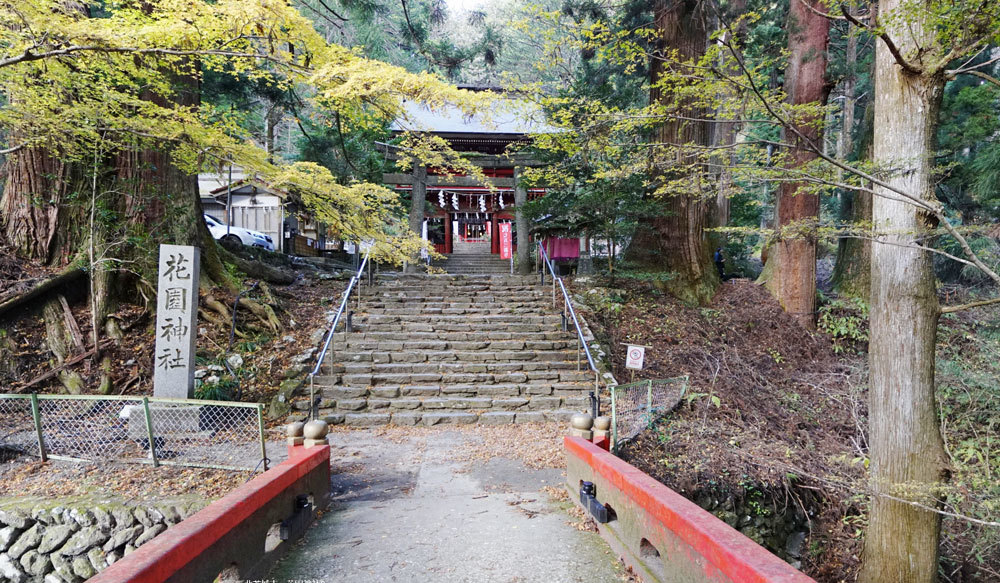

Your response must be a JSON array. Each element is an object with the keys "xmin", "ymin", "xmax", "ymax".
[
  {"xmin": 565, "ymin": 436, "xmax": 816, "ymax": 583},
  {"xmin": 90, "ymin": 444, "xmax": 330, "ymax": 583}
]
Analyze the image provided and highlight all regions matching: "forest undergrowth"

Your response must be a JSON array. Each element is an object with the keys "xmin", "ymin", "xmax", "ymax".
[
  {"xmin": 577, "ymin": 277, "xmax": 1000, "ymax": 582},
  {"xmin": 0, "ymin": 245, "xmax": 344, "ymax": 408}
]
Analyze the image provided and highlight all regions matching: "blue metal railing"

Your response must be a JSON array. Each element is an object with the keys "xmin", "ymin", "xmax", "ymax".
[
  {"xmin": 308, "ymin": 249, "xmax": 371, "ymax": 419},
  {"xmin": 537, "ymin": 242, "xmax": 600, "ymax": 396}
]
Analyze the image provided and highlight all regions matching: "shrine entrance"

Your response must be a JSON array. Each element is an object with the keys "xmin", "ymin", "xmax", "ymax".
[{"xmin": 452, "ymin": 214, "xmax": 492, "ymax": 254}]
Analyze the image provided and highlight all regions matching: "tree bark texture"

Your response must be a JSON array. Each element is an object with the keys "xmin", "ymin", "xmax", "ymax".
[
  {"xmin": 406, "ymin": 163, "xmax": 427, "ymax": 273},
  {"xmin": 0, "ymin": 2, "xmax": 89, "ymax": 265},
  {"xmin": 115, "ymin": 78, "xmax": 226, "ymax": 288},
  {"xmin": 0, "ymin": 149, "xmax": 83, "ymax": 265},
  {"xmin": 628, "ymin": 0, "xmax": 717, "ymax": 305},
  {"xmin": 765, "ymin": 0, "xmax": 829, "ymax": 328},
  {"xmin": 514, "ymin": 167, "xmax": 531, "ymax": 275},
  {"xmin": 859, "ymin": 3, "xmax": 948, "ymax": 580}
]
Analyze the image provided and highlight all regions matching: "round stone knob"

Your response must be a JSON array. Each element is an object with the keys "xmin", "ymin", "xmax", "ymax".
[
  {"xmin": 303, "ymin": 419, "xmax": 329, "ymax": 440},
  {"xmin": 570, "ymin": 413, "xmax": 594, "ymax": 430},
  {"xmin": 593, "ymin": 416, "xmax": 611, "ymax": 431},
  {"xmin": 286, "ymin": 421, "xmax": 305, "ymax": 438}
]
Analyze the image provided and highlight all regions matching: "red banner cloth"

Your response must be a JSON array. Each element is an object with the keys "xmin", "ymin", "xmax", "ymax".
[
  {"xmin": 544, "ymin": 238, "xmax": 580, "ymax": 260},
  {"xmin": 500, "ymin": 223, "xmax": 513, "ymax": 259}
]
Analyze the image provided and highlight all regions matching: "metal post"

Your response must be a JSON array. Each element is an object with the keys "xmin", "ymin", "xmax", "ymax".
[
  {"xmin": 610, "ymin": 385, "xmax": 617, "ymax": 454},
  {"xmin": 257, "ymin": 404, "xmax": 268, "ymax": 471},
  {"xmin": 647, "ymin": 380, "xmax": 653, "ymax": 418},
  {"xmin": 142, "ymin": 397, "xmax": 159, "ymax": 467},
  {"xmin": 561, "ymin": 312, "xmax": 567, "ymax": 332},
  {"xmin": 577, "ymin": 335, "xmax": 581, "ymax": 371},
  {"xmin": 346, "ymin": 311, "xmax": 353, "ymax": 333},
  {"xmin": 551, "ymin": 273, "xmax": 556, "ymax": 309},
  {"xmin": 309, "ymin": 375, "xmax": 315, "ymax": 421},
  {"xmin": 29, "ymin": 394, "xmax": 47, "ymax": 462}
]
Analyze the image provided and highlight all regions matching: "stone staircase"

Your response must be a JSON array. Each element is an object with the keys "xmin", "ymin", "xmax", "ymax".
[
  {"xmin": 312, "ymin": 274, "xmax": 592, "ymax": 426},
  {"xmin": 433, "ymin": 253, "xmax": 513, "ymax": 274}
]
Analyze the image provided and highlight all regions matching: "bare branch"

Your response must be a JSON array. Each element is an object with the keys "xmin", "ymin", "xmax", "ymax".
[
  {"xmin": 839, "ymin": 4, "xmax": 922, "ymax": 75},
  {"xmin": 797, "ymin": 0, "xmax": 846, "ymax": 21},
  {"xmin": 951, "ymin": 69, "xmax": 1000, "ymax": 90},
  {"xmin": 940, "ymin": 297, "xmax": 1000, "ymax": 314}
]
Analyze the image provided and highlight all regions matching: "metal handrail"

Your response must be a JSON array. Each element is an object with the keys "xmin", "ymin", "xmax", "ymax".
[
  {"xmin": 308, "ymin": 249, "xmax": 371, "ymax": 418},
  {"xmin": 537, "ymin": 242, "xmax": 600, "ymax": 392}
]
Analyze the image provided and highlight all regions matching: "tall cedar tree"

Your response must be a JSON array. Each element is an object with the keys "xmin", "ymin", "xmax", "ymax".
[
  {"xmin": 762, "ymin": 0, "xmax": 829, "ymax": 327},
  {"xmin": 628, "ymin": 0, "xmax": 717, "ymax": 304},
  {"xmin": 861, "ymin": 0, "xmax": 948, "ymax": 580}
]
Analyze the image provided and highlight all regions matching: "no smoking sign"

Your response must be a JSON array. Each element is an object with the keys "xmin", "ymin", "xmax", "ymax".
[{"xmin": 625, "ymin": 345, "xmax": 645, "ymax": 370}]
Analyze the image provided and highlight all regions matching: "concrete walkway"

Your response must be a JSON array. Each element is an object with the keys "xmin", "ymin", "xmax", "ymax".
[{"xmin": 269, "ymin": 428, "xmax": 624, "ymax": 583}]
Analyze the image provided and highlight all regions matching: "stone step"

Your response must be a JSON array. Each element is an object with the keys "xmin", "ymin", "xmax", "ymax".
[
  {"xmin": 315, "ymin": 382, "xmax": 592, "ymax": 398},
  {"xmin": 335, "ymin": 350, "xmax": 581, "ymax": 364},
  {"xmin": 320, "ymin": 394, "xmax": 586, "ymax": 412},
  {"xmin": 359, "ymin": 307, "xmax": 552, "ymax": 316},
  {"xmin": 317, "ymin": 409, "xmax": 579, "ymax": 427},
  {"xmin": 337, "ymin": 369, "xmax": 595, "ymax": 386},
  {"xmin": 355, "ymin": 314, "xmax": 562, "ymax": 325},
  {"xmin": 330, "ymin": 340, "xmax": 578, "ymax": 353},
  {"xmin": 371, "ymin": 292, "xmax": 548, "ymax": 301},
  {"xmin": 364, "ymin": 299, "xmax": 546, "ymax": 306},
  {"xmin": 360, "ymin": 298, "xmax": 562, "ymax": 314},
  {"xmin": 377, "ymin": 279, "xmax": 541, "ymax": 286},
  {"xmin": 331, "ymin": 340, "xmax": 577, "ymax": 355},
  {"xmin": 338, "ymin": 361, "xmax": 586, "ymax": 375},
  {"xmin": 376, "ymin": 280, "xmax": 541, "ymax": 286},
  {"xmin": 376, "ymin": 274, "xmax": 537, "ymax": 282},
  {"xmin": 351, "ymin": 323, "xmax": 564, "ymax": 333},
  {"xmin": 333, "ymin": 330, "xmax": 575, "ymax": 342},
  {"xmin": 314, "ymin": 395, "xmax": 585, "ymax": 415},
  {"xmin": 436, "ymin": 262, "xmax": 514, "ymax": 267}
]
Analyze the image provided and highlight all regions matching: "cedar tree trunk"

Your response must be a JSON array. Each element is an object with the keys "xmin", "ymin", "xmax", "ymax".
[
  {"xmin": 406, "ymin": 163, "xmax": 427, "ymax": 273},
  {"xmin": 765, "ymin": 0, "xmax": 830, "ymax": 328},
  {"xmin": 859, "ymin": 2, "xmax": 948, "ymax": 580},
  {"xmin": 628, "ymin": 0, "xmax": 717, "ymax": 305}
]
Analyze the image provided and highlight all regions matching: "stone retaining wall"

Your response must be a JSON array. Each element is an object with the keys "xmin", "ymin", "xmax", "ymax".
[
  {"xmin": 0, "ymin": 497, "xmax": 205, "ymax": 583},
  {"xmin": 88, "ymin": 444, "xmax": 330, "ymax": 583}
]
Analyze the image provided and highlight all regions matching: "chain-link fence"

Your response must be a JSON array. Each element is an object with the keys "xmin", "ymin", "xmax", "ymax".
[
  {"xmin": 609, "ymin": 377, "xmax": 688, "ymax": 453},
  {"xmin": 0, "ymin": 394, "xmax": 267, "ymax": 471}
]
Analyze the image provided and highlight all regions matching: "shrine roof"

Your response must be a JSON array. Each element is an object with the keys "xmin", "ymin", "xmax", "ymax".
[{"xmin": 390, "ymin": 99, "xmax": 555, "ymax": 139}]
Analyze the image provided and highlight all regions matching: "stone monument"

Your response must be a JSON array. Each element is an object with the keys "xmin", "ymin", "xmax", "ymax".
[{"xmin": 153, "ymin": 244, "xmax": 200, "ymax": 398}]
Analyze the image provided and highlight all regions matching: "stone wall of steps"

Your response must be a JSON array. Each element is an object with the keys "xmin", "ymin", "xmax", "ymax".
[
  {"xmin": 310, "ymin": 274, "xmax": 594, "ymax": 426},
  {"xmin": 433, "ymin": 253, "xmax": 514, "ymax": 274}
]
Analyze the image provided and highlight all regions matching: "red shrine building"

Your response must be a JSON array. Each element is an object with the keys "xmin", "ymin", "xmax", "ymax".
[{"xmin": 382, "ymin": 92, "xmax": 579, "ymax": 271}]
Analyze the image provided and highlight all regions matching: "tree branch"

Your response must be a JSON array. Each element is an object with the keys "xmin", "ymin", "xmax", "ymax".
[
  {"xmin": 0, "ymin": 46, "xmax": 310, "ymax": 71},
  {"xmin": 940, "ymin": 297, "xmax": 1000, "ymax": 314},
  {"xmin": 949, "ymin": 69, "xmax": 1000, "ymax": 90},
  {"xmin": 839, "ymin": 4, "xmax": 922, "ymax": 75}
]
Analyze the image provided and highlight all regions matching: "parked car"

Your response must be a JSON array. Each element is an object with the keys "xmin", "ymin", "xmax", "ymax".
[{"xmin": 204, "ymin": 214, "xmax": 275, "ymax": 251}]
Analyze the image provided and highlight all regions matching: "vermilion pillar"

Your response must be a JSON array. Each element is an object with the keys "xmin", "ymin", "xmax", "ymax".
[
  {"xmin": 444, "ymin": 213, "xmax": 453, "ymax": 254},
  {"xmin": 491, "ymin": 213, "xmax": 500, "ymax": 254}
]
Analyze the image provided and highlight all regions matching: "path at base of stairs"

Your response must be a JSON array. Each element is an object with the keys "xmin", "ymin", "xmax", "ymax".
[{"xmin": 268, "ymin": 426, "xmax": 624, "ymax": 583}]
